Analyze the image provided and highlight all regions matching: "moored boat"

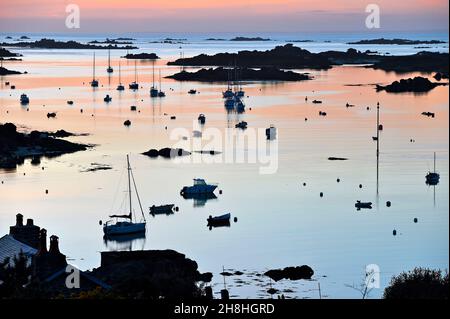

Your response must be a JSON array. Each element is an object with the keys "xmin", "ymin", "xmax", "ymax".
[
  {"xmin": 20, "ymin": 93, "xmax": 29, "ymax": 104},
  {"xmin": 180, "ymin": 179, "xmax": 217, "ymax": 195},
  {"xmin": 149, "ymin": 204, "xmax": 175, "ymax": 215},
  {"xmin": 355, "ymin": 200, "xmax": 372, "ymax": 209},
  {"xmin": 103, "ymin": 155, "xmax": 147, "ymax": 236},
  {"xmin": 426, "ymin": 152, "xmax": 440, "ymax": 185}
]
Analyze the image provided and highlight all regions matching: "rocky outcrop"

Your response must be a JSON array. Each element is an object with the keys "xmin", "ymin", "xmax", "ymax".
[
  {"xmin": 166, "ymin": 66, "xmax": 311, "ymax": 82},
  {"xmin": 0, "ymin": 67, "xmax": 21, "ymax": 75},
  {"xmin": 0, "ymin": 123, "xmax": 89, "ymax": 169},
  {"xmin": 370, "ymin": 51, "xmax": 449, "ymax": 73},
  {"xmin": 376, "ymin": 76, "xmax": 444, "ymax": 93},
  {"xmin": 0, "ymin": 48, "xmax": 22, "ymax": 58},
  {"xmin": 122, "ymin": 53, "xmax": 159, "ymax": 59},
  {"xmin": 89, "ymin": 250, "xmax": 211, "ymax": 298},
  {"xmin": 0, "ymin": 38, "xmax": 137, "ymax": 50},
  {"xmin": 264, "ymin": 265, "xmax": 314, "ymax": 281},
  {"xmin": 348, "ymin": 38, "xmax": 446, "ymax": 45},
  {"xmin": 167, "ymin": 44, "xmax": 449, "ymax": 73}
]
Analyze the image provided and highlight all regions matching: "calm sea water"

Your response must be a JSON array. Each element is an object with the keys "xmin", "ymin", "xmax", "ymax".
[{"xmin": 0, "ymin": 32, "xmax": 448, "ymax": 298}]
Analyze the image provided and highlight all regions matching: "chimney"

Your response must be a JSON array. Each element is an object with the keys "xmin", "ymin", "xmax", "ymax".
[
  {"xmin": 49, "ymin": 235, "xmax": 61, "ymax": 254},
  {"xmin": 37, "ymin": 228, "xmax": 48, "ymax": 256},
  {"xmin": 26, "ymin": 218, "xmax": 34, "ymax": 226},
  {"xmin": 16, "ymin": 213, "xmax": 24, "ymax": 226}
]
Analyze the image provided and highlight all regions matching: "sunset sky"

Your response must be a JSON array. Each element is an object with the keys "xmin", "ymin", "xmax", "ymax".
[{"xmin": 0, "ymin": 0, "xmax": 448, "ymax": 33}]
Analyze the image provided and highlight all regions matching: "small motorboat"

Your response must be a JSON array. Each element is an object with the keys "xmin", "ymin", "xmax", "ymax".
[
  {"xmin": 421, "ymin": 111, "xmax": 435, "ymax": 118},
  {"xmin": 207, "ymin": 213, "xmax": 231, "ymax": 228},
  {"xmin": 181, "ymin": 179, "xmax": 217, "ymax": 196},
  {"xmin": 47, "ymin": 112, "xmax": 56, "ymax": 118},
  {"xmin": 198, "ymin": 114, "xmax": 206, "ymax": 124},
  {"xmin": 372, "ymin": 136, "xmax": 378, "ymax": 141},
  {"xmin": 149, "ymin": 204, "xmax": 175, "ymax": 216},
  {"xmin": 355, "ymin": 201, "xmax": 372, "ymax": 209},
  {"xmin": 11, "ymin": 85, "xmax": 16, "ymax": 89},
  {"xmin": 158, "ymin": 91, "xmax": 166, "ymax": 97},
  {"xmin": 266, "ymin": 125, "xmax": 276, "ymax": 140},
  {"xmin": 67, "ymin": 100, "xmax": 74, "ymax": 105},
  {"xmin": 319, "ymin": 111, "xmax": 327, "ymax": 116},
  {"xmin": 5, "ymin": 82, "xmax": 10, "ymax": 86},
  {"xmin": 130, "ymin": 105, "xmax": 137, "ymax": 111},
  {"xmin": 188, "ymin": 89, "xmax": 197, "ymax": 94},
  {"xmin": 20, "ymin": 93, "xmax": 29, "ymax": 105},
  {"xmin": 235, "ymin": 121, "xmax": 248, "ymax": 129},
  {"xmin": 312, "ymin": 100, "xmax": 322, "ymax": 104},
  {"xmin": 104, "ymin": 94, "xmax": 112, "ymax": 102},
  {"xmin": 129, "ymin": 82, "xmax": 139, "ymax": 90}
]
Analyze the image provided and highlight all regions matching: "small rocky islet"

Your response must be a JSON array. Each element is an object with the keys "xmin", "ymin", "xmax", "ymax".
[{"xmin": 0, "ymin": 123, "xmax": 89, "ymax": 169}]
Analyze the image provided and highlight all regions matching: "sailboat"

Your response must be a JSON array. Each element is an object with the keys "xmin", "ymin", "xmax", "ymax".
[
  {"xmin": 103, "ymin": 155, "xmax": 146, "ymax": 236},
  {"xmin": 236, "ymin": 67, "xmax": 245, "ymax": 97},
  {"xmin": 150, "ymin": 61, "xmax": 159, "ymax": 97},
  {"xmin": 107, "ymin": 49, "xmax": 113, "ymax": 73},
  {"xmin": 222, "ymin": 68, "xmax": 234, "ymax": 98},
  {"xmin": 426, "ymin": 152, "xmax": 440, "ymax": 185},
  {"xmin": 90, "ymin": 52, "xmax": 99, "ymax": 87},
  {"xmin": 129, "ymin": 60, "xmax": 139, "ymax": 90},
  {"xmin": 116, "ymin": 61, "xmax": 125, "ymax": 91},
  {"xmin": 158, "ymin": 70, "xmax": 165, "ymax": 97}
]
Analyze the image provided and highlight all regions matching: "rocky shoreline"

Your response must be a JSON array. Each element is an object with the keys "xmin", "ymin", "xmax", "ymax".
[
  {"xmin": 0, "ymin": 123, "xmax": 90, "ymax": 169},
  {"xmin": 376, "ymin": 76, "xmax": 446, "ymax": 93}
]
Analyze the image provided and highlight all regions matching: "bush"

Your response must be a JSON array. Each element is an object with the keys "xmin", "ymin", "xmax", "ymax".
[{"xmin": 383, "ymin": 267, "xmax": 448, "ymax": 299}]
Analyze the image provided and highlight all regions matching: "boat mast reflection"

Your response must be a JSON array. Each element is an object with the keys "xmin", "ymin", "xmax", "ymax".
[{"xmin": 103, "ymin": 232, "xmax": 146, "ymax": 251}]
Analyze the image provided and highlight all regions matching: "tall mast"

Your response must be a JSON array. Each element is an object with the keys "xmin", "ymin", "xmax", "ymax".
[
  {"xmin": 108, "ymin": 49, "xmax": 111, "ymax": 68},
  {"xmin": 93, "ymin": 52, "xmax": 96, "ymax": 80},
  {"xmin": 152, "ymin": 61, "xmax": 155, "ymax": 87},
  {"xmin": 376, "ymin": 102, "xmax": 380, "ymax": 157},
  {"xmin": 127, "ymin": 155, "xmax": 132, "ymax": 218},
  {"xmin": 119, "ymin": 61, "xmax": 121, "ymax": 84},
  {"xmin": 159, "ymin": 69, "xmax": 161, "ymax": 91},
  {"xmin": 134, "ymin": 60, "xmax": 137, "ymax": 82},
  {"xmin": 434, "ymin": 152, "xmax": 436, "ymax": 173}
]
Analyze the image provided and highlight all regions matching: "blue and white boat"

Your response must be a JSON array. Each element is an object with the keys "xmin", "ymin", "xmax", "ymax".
[{"xmin": 180, "ymin": 179, "xmax": 217, "ymax": 195}]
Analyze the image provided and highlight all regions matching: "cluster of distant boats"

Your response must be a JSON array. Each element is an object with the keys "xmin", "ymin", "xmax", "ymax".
[
  {"xmin": 222, "ymin": 69, "xmax": 246, "ymax": 113},
  {"xmin": 89, "ymin": 50, "xmax": 166, "ymax": 98},
  {"xmin": 102, "ymin": 156, "xmax": 229, "ymax": 237}
]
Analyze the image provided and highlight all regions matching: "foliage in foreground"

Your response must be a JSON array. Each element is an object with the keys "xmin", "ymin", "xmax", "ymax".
[{"xmin": 383, "ymin": 267, "xmax": 449, "ymax": 299}]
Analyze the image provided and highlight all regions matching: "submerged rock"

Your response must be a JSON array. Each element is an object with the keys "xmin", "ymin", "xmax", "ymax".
[{"xmin": 264, "ymin": 265, "xmax": 314, "ymax": 282}]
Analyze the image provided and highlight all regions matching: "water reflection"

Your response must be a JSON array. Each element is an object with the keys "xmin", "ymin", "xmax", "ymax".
[
  {"xmin": 103, "ymin": 232, "xmax": 146, "ymax": 251},
  {"xmin": 181, "ymin": 193, "xmax": 218, "ymax": 207}
]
